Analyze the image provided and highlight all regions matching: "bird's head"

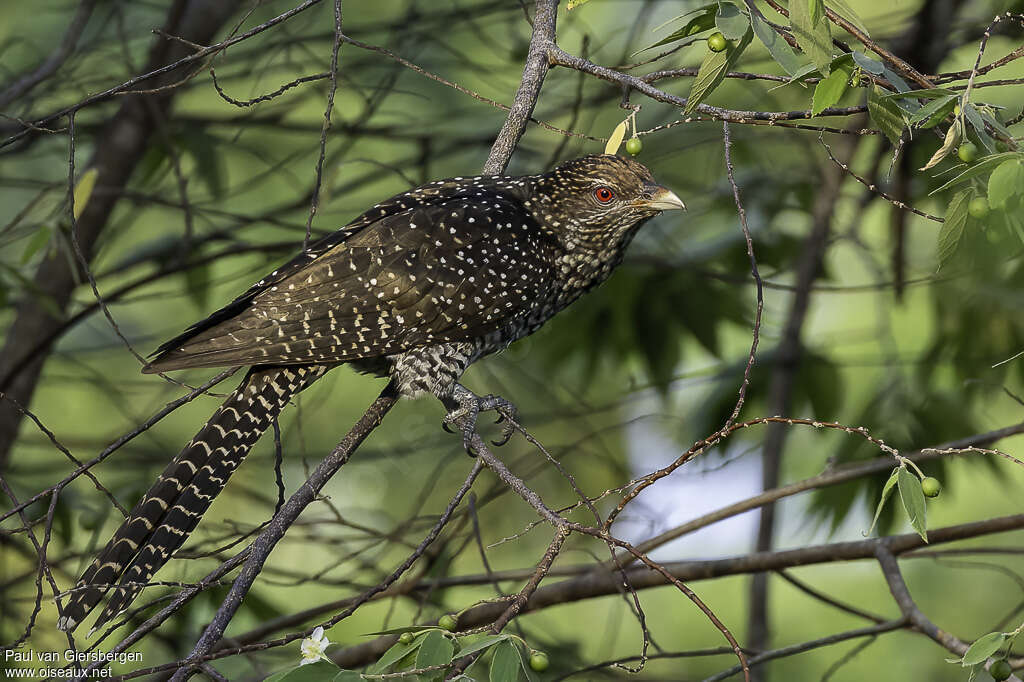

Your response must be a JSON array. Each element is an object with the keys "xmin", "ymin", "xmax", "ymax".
[{"xmin": 530, "ymin": 154, "xmax": 684, "ymax": 251}]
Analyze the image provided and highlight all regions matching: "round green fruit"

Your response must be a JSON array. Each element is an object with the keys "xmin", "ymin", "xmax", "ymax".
[
  {"xmin": 989, "ymin": 659, "xmax": 1012, "ymax": 681},
  {"xmin": 969, "ymin": 196, "xmax": 990, "ymax": 220},
  {"xmin": 625, "ymin": 137, "xmax": 643, "ymax": 156},
  {"xmin": 399, "ymin": 632, "xmax": 414, "ymax": 644},
  {"xmin": 438, "ymin": 614, "xmax": 457, "ymax": 631},
  {"xmin": 920, "ymin": 477, "xmax": 941, "ymax": 498},
  {"xmin": 958, "ymin": 142, "xmax": 978, "ymax": 164},
  {"xmin": 707, "ymin": 32, "xmax": 728, "ymax": 52},
  {"xmin": 529, "ymin": 652, "xmax": 550, "ymax": 672}
]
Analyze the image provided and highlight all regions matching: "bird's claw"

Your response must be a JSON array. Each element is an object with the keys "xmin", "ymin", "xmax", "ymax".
[{"xmin": 442, "ymin": 391, "xmax": 519, "ymax": 454}]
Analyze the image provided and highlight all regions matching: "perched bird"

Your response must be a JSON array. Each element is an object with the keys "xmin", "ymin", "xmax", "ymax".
[{"xmin": 58, "ymin": 153, "xmax": 684, "ymax": 633}]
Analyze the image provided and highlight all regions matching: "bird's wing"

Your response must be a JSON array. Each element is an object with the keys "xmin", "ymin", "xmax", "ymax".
[{"xmin": 146, "ymin": 191, "xmax": 559, "ymax": 372}]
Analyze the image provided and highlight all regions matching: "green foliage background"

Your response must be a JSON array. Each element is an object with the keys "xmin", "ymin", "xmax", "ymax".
[{"xmin": 2, "ymin": 0, "xmax": 1024, "ymax": 680}]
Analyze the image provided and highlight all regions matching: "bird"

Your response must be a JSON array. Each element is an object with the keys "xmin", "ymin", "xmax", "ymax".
[{"xmin": 57, "ymin": 153, "xmax": 684, "ymax": 634}]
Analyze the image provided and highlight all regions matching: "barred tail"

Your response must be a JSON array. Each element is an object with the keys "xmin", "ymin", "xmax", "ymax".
[{"xmin": 58, "ymin": 364, "xmax": 328, "ymax": 633}]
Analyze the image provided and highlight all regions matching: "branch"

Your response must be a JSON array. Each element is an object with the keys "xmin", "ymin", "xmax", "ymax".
[
  {"xmin": 482, "ymin": 0, "xmax": 558, "ymax": 175},
  {"xmin": 0, "ymin": 0, "xmax": 98, "ymax": 110}
]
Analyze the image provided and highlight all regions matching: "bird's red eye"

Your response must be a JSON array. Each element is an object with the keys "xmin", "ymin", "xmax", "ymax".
[{"xmin": 594, "ymin": 187, "xmax": 614, "ymax": 203}]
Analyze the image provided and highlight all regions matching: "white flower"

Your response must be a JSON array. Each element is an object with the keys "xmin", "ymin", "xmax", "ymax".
[{"xmin": 299, "ymin": 626, "xmax": 331, "ymax": 666}]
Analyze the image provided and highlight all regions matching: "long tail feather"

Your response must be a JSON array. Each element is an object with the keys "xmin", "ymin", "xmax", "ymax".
[{"xmin": 58, "ymin": 364, "xmax": 328, "ymax": 633}]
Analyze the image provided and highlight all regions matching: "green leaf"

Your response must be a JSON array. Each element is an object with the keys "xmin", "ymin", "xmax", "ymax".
[
  {"xmin": 962, "ymin": 104, "xmax": 996, "ymax": 153},
  {"xmin": 415, "ymin": 630, "xmax": 455, "ymax": 681},
  {"xmin": 715, "ymin": 2, "xmax": 749, "ymax": 40},
  {"xmin": 72, "ymin": 167, "xmax": 99, "ymax": 221},
  {"xmin": 749, "ymin": 7, "xmax": 803, "ymax": 76},
  {"xmin": 370, "ymin": 638, "xmax": 424, "ymax": 673},
  {"xmin": 456, "ymin": 635, "xmax": 509, "ymax": 658},
  {"xmin": 180, "ymin": 130, "xmax": 226, "ymax": 199},
  {"xmin": 882, "ymin": 88, "xmax": 958, "ymax": 101},
  {"xmin": 791, "ymin": 0, "xmax": 833, "ymax": 75},
  {"xmin": 961, "ymin": 632, "xmax": 1006, "ymax": 666},
  {"xmin": 896, "ymin": 466, "xmax": 927, "ymax": 542},
  {"xmin": 811, "ymin": 66, "xmax": 850, "ymax": 115},
  {"xmin": 809, "ymin": 0, "xmax": 825, "ymax": 25},
  {"xmin": 937, "ymin": 190, "xmax": 971, "ymax": 270},
  {"xmin": 865, "ymin": 468, "xmax": 899, "ymax": 537},
  {"xmin": 20, "ymin": 225, "xmax": 52, "ymax": 264},
  {"xmin": 333, "ymin": 672, "xmax": 363, "ymax": 682},
  {"xmin": 642, "ymin": 5, "xmax": 716, "ymax": 51},
  {"xmin": 929, "ymin": 152, "xmax": 1024, "ymax": 194},
  {"xmin": 907, "ymin": 94, "xmax": 958, "ymax": 129},
  {"xmin": 266, "ymin": 662, "xmax": 340, "ymax": 682},
  {"xmin": 489, "ymin": 641, "xmax": 522, "ymax": 682},
  {"xmin": 825, "ymin": 0, "xmax": 870, "ymax": 36},
  {"xmin": 867, "ymin": 85, "xmax": 905, "ymax": 144},
  {"xmin": 988, "ymin": 159, "xmax": 1024, "ymax": 210},
  {"xmin": 684, "ymin": 27, "xmax": 753, "ymax": 114}
]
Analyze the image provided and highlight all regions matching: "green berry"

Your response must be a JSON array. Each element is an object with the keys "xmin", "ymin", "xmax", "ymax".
[
  {"xmin": 707, "ymin": 32, "xmax": 728, "ymax": 53},
  {"xmin": 958, "ymin": 142, "xmax": 978, "ymax": 163},
  {"xmin": 989, "ymin": 659, "xmax": 1012, "ymax": 681},
  {"xmin": 953, "ymin": 103, "xmax": 962, "ymax": 116},
  {"xmin": 529, "ymin": 652, "xmax": 549, "ymax": 672},
  {"xmin": 969, "ymin": 196, "xmax": 990, "ymax": 220},
  {"xmin": 399, "ymin": 632, "xmax": 414, "ymax": 644},
  {"xmin": 438, "ymin": 614, "xmax": 457, "ymax": 631},
  {"xmin": 920, "ymin": 477, "xmax": 941, "ymax": 498},
  {"xmin": 625, "ymin": 137, "xmax": 643, "ymax": 156}
]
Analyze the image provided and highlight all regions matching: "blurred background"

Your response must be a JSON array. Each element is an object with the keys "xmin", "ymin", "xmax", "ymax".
[{"xmin": 2, "ymin": 0, "xmax": 1023, "ymax": 679}]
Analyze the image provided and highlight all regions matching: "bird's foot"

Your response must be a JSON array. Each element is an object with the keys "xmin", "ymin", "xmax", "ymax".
[{"xmin": 442, "ymin": 386, "xmax": 519, "ymax": 453}]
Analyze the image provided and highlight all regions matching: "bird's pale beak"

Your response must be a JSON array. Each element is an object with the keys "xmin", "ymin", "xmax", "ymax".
[{"xmin": 637, "ymin": 184, "xmax": 686, "ymax": 211}]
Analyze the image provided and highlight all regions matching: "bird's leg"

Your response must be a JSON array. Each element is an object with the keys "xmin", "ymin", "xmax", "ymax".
[{"xmin": 441, "ymin": 383, "xmax": 519, "ymax": 453}]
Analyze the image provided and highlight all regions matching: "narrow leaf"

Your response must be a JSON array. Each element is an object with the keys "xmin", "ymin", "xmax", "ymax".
[
  {"xmin": 684, "ymin": 27, "xmax": 753, "ymax": 114},
  {"xmin": 988, "ymin": 159, "xmax": 1024, "ymax": 210},
  {"xmin": 962, "ymin": 104, "xmax": 996, "ymax": 153},
  {"xmin": 791, "ymin": 0, "xmax": 833, "ymax": 75},
  {"xmin": 333, "ymin": 672, "xmax": 363, "ymax": 682},
  {"xmin": 812, "ymin": 67, "xmax": 850, "ymax": 115},
  {"xmin": 749, "ymin": 7, "xmax": 803, "ymax": 76},
  {"xmin": 371, "ymin": 638, "xmax": 423, "ymax": 672},
  {"xmin": 937, "ymin": 190, "xmax": 971, "ymax": 270},
  {"xmin": 456, "ymin": 635, "xmax": 509, "ymax": 658},
  {"xmin": 641, "ymin": 6, "xmax": 716, "ymax": 51},
  {"xmin": 489, "ymin": 641, "xmax": 522, "ymax": 682},
  {"xmin": 961, "ymin": 632, "xmax": 1006, "ymax": 666},
  {"xmin": 907, "ymin": 94, "xmax": 958, "ymax": 129},
  {"xmin": 605, "ymin": 120, "xmax": 628, "ymax": 155},
  {"xmin": 72, "ymin": 167, "xmax": 99, "ymax": 221},
  {"xmin": 896, "ymin": 466, "xmax": 927, "ymax": 542},
  {"xmin": 20, "ymin": 225, "xmax": 52, "ymax": 264},
  {"xmin": 929, "ymin": 152, "xmax": 1024, "ymax": 195},
  {"xmin": 809, "ymin": 0, "xmax": 825, "ymax": 25},
  {"xmin": 715, "ymin": 2, "xmax": 749, "ymax": 40},
  {"xmin": 864, "ymin": 468, "xmax": 900, "ymax": 537},
  {"xmin": 867, "ymin": 85, "xmax": 906, "ymax": 144},
  {"xmin": 883, "ymin": 88, "xmax": 958, "ymax": 101},
  {"xmin": 825, "ymin": 0, "xmax": 870, "ymax": 36},
  {"xmin": 919, "ymin": 121, "xmax": 961, "ymax": 171},
  {"xmin": 851, "ymin": 51, "xmax": 884, "ymax": 75}
]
